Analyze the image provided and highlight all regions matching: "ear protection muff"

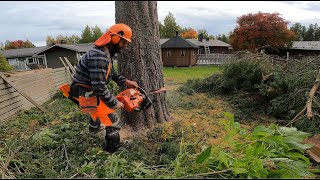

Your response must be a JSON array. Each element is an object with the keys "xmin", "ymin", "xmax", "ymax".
[
  {"xmin": 111, "ymin": 31, "xmax": 125, "ymax": 44},
  {"xmin": 111, "ymin": 34, "xmax": 121, "ymax": 44}
]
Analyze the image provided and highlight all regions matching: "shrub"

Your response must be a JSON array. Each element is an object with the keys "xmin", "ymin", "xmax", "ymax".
[
  {"xmin": 180, "ymin": 54, "xmax": 320, "ymax": 133},
  {"xmin": 0, "ymin": 54, "xmax": 14, "ymax": 72}
]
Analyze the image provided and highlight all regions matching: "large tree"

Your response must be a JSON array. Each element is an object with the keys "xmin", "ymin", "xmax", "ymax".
[
  {"xmin": 290, "ymin": 22, "xmax": 307, "ymax": 41},
  {"xmin": 115, "ymin": 1, "xmax": 170, "ymax": 131},
  {"xmin": 197, "ymin": 29, "xmax": 209, "ymax": 39},
  {"xmin": 159, "ymin": 12, "xmax": 181, "ymax": 38},
  {"xmin": 91, "ymin": 25, "xmax": 103, "ymax": 42},
  {"xmin": 230, "ymin": 11, "xmax": 295, "ymax": 53},
  {"xmin": 80, "ymin": 25, "xmax": 93, "ymax": 43},
  {"xmin": 216, "ymin": 34, "xmax": 228, "ymax": 43}
]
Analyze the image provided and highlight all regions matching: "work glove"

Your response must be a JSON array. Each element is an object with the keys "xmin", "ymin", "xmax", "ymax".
[
  {"xmin": 125, "ymin": 79, "xmax": 139, "ymax": 88},
  {"xmin": 112, "ymin": 101, "xmax": 124, "ymax": 109}
]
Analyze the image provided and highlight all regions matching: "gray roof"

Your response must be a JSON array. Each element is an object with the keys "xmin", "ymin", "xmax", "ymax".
[
  {"xmin": 160, "ymin": 39, "xmax": 169, "ymax": 45},
  {"xmin": 0, "ymin": 46, "xmax": 47, "ymax": 58},
  {"xmin": 290, "ymin": 41, "xmax": 320, "ymax": 50},
  {"xmin": 161, "ymin": 35, "xmax": 199, "ymax": 49},
  {"xmin": 34, "ymin": 43, "xmax": 94, "ymax": 55},
  {"xmin": 187, "ymin": 39, "xmax": 231, "ymax": 47},
  {"xmin": 160, "ymin": 38, "xmax": 231, "ymax": 48},
  {"xmin": 0, "ymin": 43, "xmax": 95, "ymax": 59}
]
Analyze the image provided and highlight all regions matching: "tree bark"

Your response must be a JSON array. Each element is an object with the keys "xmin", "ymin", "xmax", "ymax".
[{"xmin": 115, "ymin": 1, "xmax": 170, "ymax": 131}]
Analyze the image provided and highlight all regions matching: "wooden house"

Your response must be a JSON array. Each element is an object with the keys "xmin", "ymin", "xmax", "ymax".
[
  {"xmin": 161, "ymin": 32, "xmax": 199, "ymax": 67},
  {"xmin": 0, "ymin": 46, "xmax": 47, "ymax": 70},
  {"xmin": 187, "ymin": 34, "xmax": 232, "ymax": 54},
  {"xmin": 0, "ymin": 43, "xmax": 94, "ymax": 70},
  {"xmin": 33, "ymin": 43, "xmax": 94, "ymax": 68},
  {"xmin": 267, "ymin": 41, "xmax": 320, "ymax": 58}
]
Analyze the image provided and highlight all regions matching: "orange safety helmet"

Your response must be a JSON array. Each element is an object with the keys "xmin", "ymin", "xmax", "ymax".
[{"xmin": 95, "ymin": 23, "xmax": 132, "ymax": 47}]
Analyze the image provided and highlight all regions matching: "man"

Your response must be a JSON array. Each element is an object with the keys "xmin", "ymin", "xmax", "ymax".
[{"xmin": 69, "ymin": 23, "xmax": 138, "ymax": 153}]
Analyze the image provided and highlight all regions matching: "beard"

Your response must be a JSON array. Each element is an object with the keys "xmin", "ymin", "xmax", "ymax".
[{"xmin": 110, "ymin": 44, "xmax": 122, "ymax": 54}]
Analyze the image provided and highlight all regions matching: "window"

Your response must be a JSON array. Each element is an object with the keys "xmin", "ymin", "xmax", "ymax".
[
  {"xmin": 166, "ymin": 51, "xmax": 171, "ymax": 57},
  {"xmin": 8, "ymin": 58, "xmax": 18, "ymax": 65},
  {"xmin": 180, "ymin": 50, "xmax": 185, "ymax": 56},
  {"xmin": 27, "ymin": 57, "xmax": 36, "ymax": 64},
  {"xmin": 38, "ymin": 57, "xmax": 44, "ymax": 64},
  {"xmin": 193, "ymin": 50, "xmax": 196, "ymax": 56}
]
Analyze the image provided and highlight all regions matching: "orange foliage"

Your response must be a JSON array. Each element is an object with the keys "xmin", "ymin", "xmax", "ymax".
[
  {"xmin": 4, "ymin": 40, "xmax": 35, "ymax": 50},
  {"xmin": 181, "ymin": 28, "xmax": 198, "ymax": 39},
  {"xmin": 230, "ymin": 11, "xmax": 295, "ymax": 53}
]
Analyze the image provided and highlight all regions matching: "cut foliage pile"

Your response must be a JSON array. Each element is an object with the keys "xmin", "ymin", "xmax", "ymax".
[{"xmin": 179, "ymin": 52, "xmax": 320, "ymax": 134}]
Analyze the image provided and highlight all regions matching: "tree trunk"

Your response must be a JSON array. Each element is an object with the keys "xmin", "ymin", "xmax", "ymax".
[{"xmin": 115, "ymin": 1, "xmax": 170, "ymax": 132}]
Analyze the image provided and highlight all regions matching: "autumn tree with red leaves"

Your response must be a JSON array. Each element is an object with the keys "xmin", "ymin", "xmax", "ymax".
[
  {"xmin": 4, "ymin": 40, "xmax": 35, "ymax": 50},
  {"xmin": 229, "ymin": 12, "xmax": 295, "ymax": 53}
]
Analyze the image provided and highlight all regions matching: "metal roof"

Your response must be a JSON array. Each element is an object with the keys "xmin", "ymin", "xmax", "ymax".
[
  {"xmin": 290, "ymin": 41, "xmax": 320, "ymax": 50},
  {"xmin": 161, "ymin": 35, "xmax": 199, "ymax": 49}
]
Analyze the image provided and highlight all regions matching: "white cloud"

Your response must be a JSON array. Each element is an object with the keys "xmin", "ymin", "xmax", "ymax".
[{"xmin": 1, "ymin": 1, "xmax": 320, "ymax": 47}]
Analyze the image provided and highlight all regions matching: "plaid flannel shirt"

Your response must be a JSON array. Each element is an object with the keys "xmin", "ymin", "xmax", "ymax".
[{"xmin": 72, "ymin": 46, "xmax": 127, "ymax": 107}]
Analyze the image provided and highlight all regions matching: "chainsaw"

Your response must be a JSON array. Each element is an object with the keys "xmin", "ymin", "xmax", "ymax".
[
  {"xmin": 116, "ymin": 86, "xmax": 152, "ymax": 112},
  {"xmin": 59, "ymin": 83, "xmax": 153, "ymax": 112}
]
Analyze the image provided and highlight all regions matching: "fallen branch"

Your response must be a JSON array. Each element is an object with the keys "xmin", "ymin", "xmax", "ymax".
[
  {"xmin": 62, "ymin": 144, "xmax": 72, "ymax": 169},
  {"xmin": 286, "ymin": 69, "xmax": 320, "ymax": 126},
  {"xmin": 286, "ymin": 107, "xmax": 306, "ymax": 126},
  {"xmin": 306, "ymin": 70, "xmax": 320, "ymax": 119},
  {"xmin": 262, "ymin": 72, "xmax": 274, "ymax": 81}
]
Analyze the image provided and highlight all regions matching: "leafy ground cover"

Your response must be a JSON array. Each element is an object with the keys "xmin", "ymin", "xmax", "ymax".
[{"xmin": 0, "ymin": 65, "xmax": 318, "ymax": 178}]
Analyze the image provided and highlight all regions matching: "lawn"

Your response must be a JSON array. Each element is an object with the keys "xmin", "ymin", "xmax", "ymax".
[{"xmin": 163, "ymin": 65, "xmax": 222, "ymax": 84}]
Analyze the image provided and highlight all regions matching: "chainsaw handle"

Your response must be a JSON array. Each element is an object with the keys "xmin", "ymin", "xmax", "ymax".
[{"xmin": 136, "ymin": 86, "xmax": 152, "ymax": 110}]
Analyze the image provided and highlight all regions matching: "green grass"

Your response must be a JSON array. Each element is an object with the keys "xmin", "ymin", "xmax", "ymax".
[{"xmin": 163, "ymin": 65, "xmax": 222, "ymax": 84}]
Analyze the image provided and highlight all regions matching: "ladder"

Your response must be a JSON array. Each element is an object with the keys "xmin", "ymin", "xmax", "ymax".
[{"xmin": 204, "ymin": 45, "xmax": 210, "ymax": 54}]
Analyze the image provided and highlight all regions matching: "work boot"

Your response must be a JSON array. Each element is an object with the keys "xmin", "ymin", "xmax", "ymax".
[
  {"xmin": 88, "ymin": 118, "xmax": 101, "ymax": 134},
  {"xmin": 104, "ymin": 127, "xmax": 121, "ymax": 153}
]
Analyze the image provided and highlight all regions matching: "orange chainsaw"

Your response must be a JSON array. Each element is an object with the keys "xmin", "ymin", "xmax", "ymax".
[
  {"xmin": 59, "ymin": 83, "xmax": 152, "ymax": 112},
  {"xmin": 116, "ymin": 86, "xmax": 152, "ymax": 112}
]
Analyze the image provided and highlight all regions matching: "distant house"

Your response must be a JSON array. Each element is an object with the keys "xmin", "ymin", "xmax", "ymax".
[
  {"xmin": 161, "ymin": 32, "xmax": 199, "ymax": 67},
  {"xmin": 160, "ymin": 34, "xmax": 233, "ymax": 55},
  {"xmin": 33, "ymin": 43, "xmax": 94, "ymax": 68},
  {"xmin": 266, "ymin": 41, "xmax": 320, "ymax": 58},
  {"xmin": 0, "ymin": 46, "xmax": 47, "ymax": 70},
  {"xmin": 0, "ymin": 43, "xmax": 94, "ymax": 70}
]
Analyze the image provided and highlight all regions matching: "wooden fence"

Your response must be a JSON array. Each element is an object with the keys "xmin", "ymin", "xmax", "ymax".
[
  {"xmin": 197, "ymin": 53, "xmax": 235, "ymax": 65},
  {"xmin": 0, "ymin": 67, "xmax": 71, "ymax": 121}
]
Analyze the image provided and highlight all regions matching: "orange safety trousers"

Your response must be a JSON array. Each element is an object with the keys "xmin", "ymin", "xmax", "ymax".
[
  {"xmin": 89, "ymin": 99, "xmax": 115, "ymax": 127},
  {"xmin": 59, "ymin": 83, "xmax": 115, "ymax": 126}
]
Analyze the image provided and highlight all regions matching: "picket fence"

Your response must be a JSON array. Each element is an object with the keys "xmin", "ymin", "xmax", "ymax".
[{"xmin": 197, "ymin": 53, "xmax": 235, "ymax": 65}]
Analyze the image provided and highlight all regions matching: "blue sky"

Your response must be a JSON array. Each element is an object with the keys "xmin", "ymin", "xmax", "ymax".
[{"xmin": 1, "ymin": 1, "xmax": 320, "ymax": 47}]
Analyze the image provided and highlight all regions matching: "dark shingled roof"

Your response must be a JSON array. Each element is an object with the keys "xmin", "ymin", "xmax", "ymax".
[
  {"xmin": 34, "ymin": 43, "xmax": 94, "ymax": 55},
  {"xmin": 0, "ymin": 46, "xmax": 47, "ymax": 58},
  {"xmin": 161, "ymin": 34, "xmax": 199, "ymax": 49},
  {"xmin": 0, "ymin": 43, "xmax": 95, "ymax": 59}
]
